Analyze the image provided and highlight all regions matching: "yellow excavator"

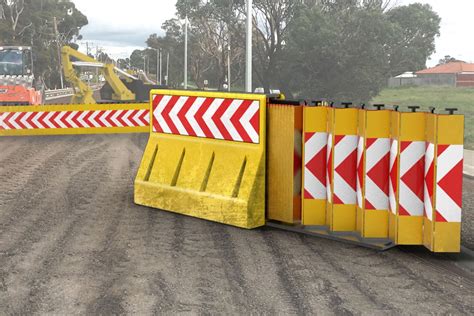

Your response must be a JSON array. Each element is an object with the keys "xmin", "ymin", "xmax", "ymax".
[{"xmin": 61, "ymin": 46, "xmax": 162, "ymax": 104}]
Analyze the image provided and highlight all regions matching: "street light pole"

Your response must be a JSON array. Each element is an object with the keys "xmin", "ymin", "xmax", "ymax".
[
  {"xmin": 245, "ymin": 0, "xmax": 252, "ymax": 93},
  {"xmin": 159, "ymin": 49, "xmax": 163, "ymax": 85},
  {"xmin": 184, "ymin": 15, "xmax": 188, "ymax": 89}
]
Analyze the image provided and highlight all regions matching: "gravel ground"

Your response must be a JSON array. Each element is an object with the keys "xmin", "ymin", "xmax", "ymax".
[
  {"xmin": 462, "ymin": 177, "xmax": 474, "ymax": 250},
  {"xmin": 0, "ymin": 134, "xmax": 473, "ymax": 314}
]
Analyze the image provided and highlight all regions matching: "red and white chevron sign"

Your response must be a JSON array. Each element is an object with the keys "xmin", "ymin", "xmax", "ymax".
[
  {"xmin": 0, "ymin": 109, "xmax": 149, "ymax": 130},
  {"xmin": 432, "ymin": 144, "xmax": 463, "ymax": 222},
  {"xmin": 327, "ymin": 134, "xmax": 334, "ymax": 202},
  {"xmin": 398, "ymin": 141, "xmax": 425, "ymax": 216},
  {"xmin": 333, "ymin": 135, "xmax": 358, "ymax": 204},
  {"xmin": 304, "ymin": 132, "xmax": 327, "ymax": 199},
  {"xmin": 424, "ymin": 143, "xmax": 435, "ymax": 220},
  {"xmin": 152, "ymin": 94, "xmax": 261, "ymax": 144},
  {"xmin": 389, "ymin": 140, "xmax": 399, "ymax": 214},
  {"xmin": 363, "ymin": 138, "xmax": 390, "ymax": 210}
]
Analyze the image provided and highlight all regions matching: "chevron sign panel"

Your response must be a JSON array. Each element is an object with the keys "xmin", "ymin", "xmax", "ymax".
[
  {"xmin": 435, "ymin": 144, "xmax": 463, "ymax": 222},
  {"xmin": 364, "ymin": 138, "xmax": 391, "ymax": 210},
  {"xmin": 304, "ymin": 132, "xmax": 327, "ymax": 199},
  {"xmin": 399, "ymin": 141, "xmax": 425, "ymax": 216},
  {"xmin": 152, "ymin": 94, "xmax": 260, "ymax": 144},
  {"xmin": 0, "ymin": 109, "xmax": 149, "ymax": 130},
  {"xmin": 333, "ymin": 135, "xmax": 358, "ymax": 205}
]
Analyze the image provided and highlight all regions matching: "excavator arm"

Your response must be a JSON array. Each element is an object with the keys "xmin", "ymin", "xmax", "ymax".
[{"xmin": 61, "ymin": 46, "xmax": 136, "ymax": 104}]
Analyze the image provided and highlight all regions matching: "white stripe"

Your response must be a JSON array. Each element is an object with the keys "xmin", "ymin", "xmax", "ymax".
[
  {"xmin": 334, "ymin": 172, "xmax": 357, "ymax": 204},
  {"xmin": 390, "ymin": 140, "xmax": 398, "ymax": 170},
  {"xmin": 20, "ymin": 112, "xmax": 34, "ymax": 129},
  {"xmin": 222, "ymin": 100, "xmax": 242, "ymax": 142},
  {"xmin": 9, "ymin": 112, "xmax": 23, "ymax": 130},
  {"xmin": 101, "ymin": 110, "xmax": 113, "ymax": 128},
  {"xmin": 334, "ymin": 135, "xmax": 358, "ymax": 167},
  {"xmin": 122, "ymin": 110, "xmax": 133, "ymax": 127},
  {"xmin": 0, "ymin": 112, "xmax": 9, "ymax": 130},
  {"xmin": 327, "ymin": 134, "xmax": 333, "ymax": 202},
  {"xmin": 304, "ymin": 167, "xmax": 326, "ymax": 199},
  {"xmin": 55, "ymin": 111, "xmax": 69, "ymax": 129},
  {"xmin": 366, "ymin": 138, "xmax": 390, "ymax": 171},
  {"xmin": 170, "ymin": 96, "xmax": 188, "ymax": 135},
  {"xmin": 305, "ymin": 132, "xmax": 327, "ymax": 163},
  {"xmin": 203, "ymin": 98, "xmax": 223, "ymax": 139},
  {"xmin": 424, "ymin": 184, "xmax": 433, "ymax": 221},
  {"xmin": 437, "ymin": 145, "xmax": 463, "ymax": 180},
  {"xmin": 77, "ymin": 111, "xmax": 89, "ymax": 128},
  {"xmin": 186, "ymin": 97, "xmax": 205, "ymax": 137},
  {"xmin": 89, "ymin": 111, "xmax": 102, "ymax": 128},
  {"xmin": 65, "ymin": 111, "xmax": 79, "ymax": 128},
  {"xmin": 435, "ymin": 186, "xmax": 462, "ymax": 222},
  {"xmin": 400, "ymin": 141, "xmax": 425, "ymax": 176},
  {"xmin": 110, "ymin": 110, "xmax": 123, "ymax": 127},
  {"xmin": 43, "ymin": 111, "xmax": 57, "ymax": 129},
  {"xmin": 389, "ymin": 182, "xmax": 397, "ymax": 214},
  {"xmin": 240, "ymin": 101, "xmax": 260, "ymax": 143},
  {"xmin": 365, "ymin": 177, "xmax": 389, "ymax": 210},
  {"xmin": 399, "ymin": 182, "xmax": 424, "ymax": 216},
  {"xmin": 155, "ymin": 95, "xmax": 172, "ymax": 133}
]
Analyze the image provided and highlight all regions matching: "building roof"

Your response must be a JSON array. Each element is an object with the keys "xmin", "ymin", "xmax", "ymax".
[
  {"xmin": 394, "ymin": 72, "xmax": 417, "ymax": 78},
  {"xmin": 416, "ymin": 62, "xmax": 474, "ymax": 75}
]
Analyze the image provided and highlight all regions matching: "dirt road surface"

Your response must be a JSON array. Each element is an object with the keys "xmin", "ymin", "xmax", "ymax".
[{"xmin": 1, "ymin": 134, "xmax": 473, "ymax": 314}]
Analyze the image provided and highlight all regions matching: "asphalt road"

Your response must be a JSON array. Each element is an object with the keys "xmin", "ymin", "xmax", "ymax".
[{"xmin": 0, "ymin": 134, "xmax": 473, "ymax": 314}]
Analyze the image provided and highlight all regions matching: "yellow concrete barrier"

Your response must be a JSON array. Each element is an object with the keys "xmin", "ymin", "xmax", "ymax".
[
  {"xmin": 134, "ymin": 90, "xmax": 266, "ymax": 229},
  {"xmin": 0, "ymin": 103, "xmax": 149, "ymax": 136},
  {"xmin": 424, "ymin": 109, "xmax": 464, "ymax": 252}
]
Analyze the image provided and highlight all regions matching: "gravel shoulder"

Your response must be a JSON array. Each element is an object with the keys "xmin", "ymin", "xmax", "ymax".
[{"xmin": 0, "ymin": 134, "xmax": 473, "ymax": 314}]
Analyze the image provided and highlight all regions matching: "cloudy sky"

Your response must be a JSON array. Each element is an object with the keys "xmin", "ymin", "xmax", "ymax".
[{"xmin": 73, "ymin": 0, "xmax": 473, "ymax": 67}]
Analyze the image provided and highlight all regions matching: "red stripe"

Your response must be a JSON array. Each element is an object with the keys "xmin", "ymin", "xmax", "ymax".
[
  {"xmin": 116, "ymin": 110, "xmax": 127, "ymax": 127},
  {"xmin": 231, "ymin": 100, "xmax": 252, "ymax": 143},
  {"xmin": 104, "ymin": 111, "xmax": 116, "ymax": 127},
  {"xmin": 4, "ymin": 112, "xmax": 17, "ymax": 129},
  {"xmin": 179, "ymin": 96, "xmax": 197, "ymax": 136},
  {"xmin": 26, "ymin": 112, "xmax": 39, "ymax": 129},
  {"xmin": 212, "ymin": 98, "xmax": 233, "ymax": 140},
  {"xmin": 152, "ymin": 95, "xmax": 164, "ymax": 132},
  {"xmin": 95, "ymin": 111, "xmax": 107, "ymax": 128},
  {"xmin": 195, "ymin": 98, "xmax": 214, "ymax": 138},
  {"xmin": 37, "ymin": 111, "xmax": 49, "ymax": 128},
  {"xmin": 128, "ymin": 110, "xmax": 139, "ymax": 127},
  {"xmin": 140, "ymin": 110, "xmax": 149, "ymax": 126},
  {"xmin": 83, "ymin": 111, "xmax": 94, "ymax": 128},
  {"xmin": 71, "ymin": 111, "xmax": 83, "ymax": 128},
  {"xmin": 162, "ymin": 95, "xmax": 180, "ymax": 134},
  {"xmin": 15, "ymin": 112, "xmax": 28, "ymax": 129},
  {"xmin": 249, "ymin": 107, "xmax": 260, "ymax": 138},
  {"xmin": 49, "ymin": 111, "xmax": 62, "ymax": 129}
]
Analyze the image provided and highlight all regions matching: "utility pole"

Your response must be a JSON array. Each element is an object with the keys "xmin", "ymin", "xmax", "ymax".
[
  {"xmin": 184, "ymin": 15, "xmax": 188, "ymax": 89},
  {"xmin": 245, "ymin": 0, "xmax": 252, "ymax": 93},
  {"xmin": 53, "ymin": 17, "xmax": 64, "ymax": 89},
  {"xmin": 166, "ymin": 52, "xmax": 170, "ymax": 86},
  {"xmin": 159, "ymin": 49, "xmax": 163, "ymax": 85},
  {"xmin": 227, "ymin": 44, "xmax": 231, "ymax": 92}
]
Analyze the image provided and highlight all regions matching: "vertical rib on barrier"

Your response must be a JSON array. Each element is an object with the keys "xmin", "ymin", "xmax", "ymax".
[
  {"xmin": 302, "ymin": 103, "xmax": 328, "ymax": 226},
  {"xmin": 389, "ymin": 108, "xmax": 425, "ymax": 245},
  {"xmin": 327, "ymin": 105, "xmax": 359, "ymax": 232},
  {"xmin": 134, "ymin": 90, "xmax": 267, "ymax": 229},
  {"xmin": 424, "ymin": 109, "xmax": 464, "ymax": 252},
  {"xmin": 267, "ymin": 102, "xmax": 303, "ymax": 223},
  {"xmin": 356, "ymin": 106, "xmax": 391, "ymax": 238}
]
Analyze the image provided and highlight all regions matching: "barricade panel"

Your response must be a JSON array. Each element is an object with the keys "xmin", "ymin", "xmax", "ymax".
[
  {"xmin": 424, "ymin": 112, "xmax": 464, "ymax": 252},
  {"xmin": 0, "ymin": 103, "xmax": 149, "ymax": 136}
]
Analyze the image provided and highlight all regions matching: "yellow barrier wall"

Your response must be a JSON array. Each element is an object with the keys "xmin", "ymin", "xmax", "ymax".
[
  {"xmin": 0, "ymin": 103, "xmax": 149, "ymax": 136},
  {"xmin": 135, "ymin": 90, "xmax": 267, "ymax": 229}
]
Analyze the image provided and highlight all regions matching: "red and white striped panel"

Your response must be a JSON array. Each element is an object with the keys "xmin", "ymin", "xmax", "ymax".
[
  {"xmin": 365, "ymin": 138, "xmax": 390, "ymax": 210},
  {"xmin": 399, "ymin": 141, "xmax": 425, "ymax": 216},
  {"xmin": 304, "ymin": 132, "xmax": 327, "ymax": 199},
  {"xmin": 152, "ymin": 95, "xmax": 260, "ymax": 144},
  {"xmin": 327, "ymin": 134, "xmax": 333, "ymax": 202},
  {"xmin": 435, "ymin": 144, "xmax": 463, "ymax": 222},
  {"xmin": 389, "ymin": 140, "xmax": 399, "ymax": 214},
  {"xmin": 294, "ymin": 130, "xmax": 302, "ymax": 196},
  {"xmin": 333, "ymin": 135, "xmax": 358, "ymax": 205},
  {"xmin": 356, "ymin": 137, "xmax": 364, "ymax": 209},
  {"xmin": 0, "ymin": 109, "xmax": 149, "ymax": 130},
  {"xmin": 424, "ymin": 142, "xmax": 435, "ymax": 221}
]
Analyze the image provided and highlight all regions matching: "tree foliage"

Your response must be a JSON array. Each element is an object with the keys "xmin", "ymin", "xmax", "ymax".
[{"xmin": 0, "ymin": 0, "xmax": 88, "ymax": 88}]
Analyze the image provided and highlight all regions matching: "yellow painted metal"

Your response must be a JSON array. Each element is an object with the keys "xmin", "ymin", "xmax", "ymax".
[
  {"xmin": 302, "ymin": 106, "xmax": 328, "ymax": 225},
  {"xmin": 423, "ymin": 112, "xmax": 464, "ymax": 253},
  {"xmin": 61, "ymin": 46, "xmax": 136, "ymax": 104},
  {"xmin": 357, "ymin": 109, "xmax": 391, "ymax": 238},
  {"xmin": 267, "ymin": 104, "xmax": 302, "ymax": 224},
  {"xmin": 134, "ymin": 90, "xmax": 266, "ymax": 229},
  {"xmin": 0, "ymin": 103, "xmax": 149, "ymax": 136},
  {"xmin": 327, "ymin": 107, "xmax": 359, "ymax": 232},
  {"xmin": 389, "ymin": 111, "xmax": 426, "ymax": 245}
]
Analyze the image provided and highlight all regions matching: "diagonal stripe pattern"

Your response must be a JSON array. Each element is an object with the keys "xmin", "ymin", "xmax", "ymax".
[
  {"xmin": 435, "ymin": 144, "xmax": 463, "ymax": 222},
  {"xmin": 424, "ymin": 142, "xmax": 435, "ymax": 220},
  {"xmin": 333, "ymin": 135, "xmax": 358, "ymax": 205},
  {"xmin": 152, "ymin": 95, "xmax": 260, "ymax": 144},
  {"xmin": 389, "ymin": 139, "xmax": 399, "ymax": 214},
  {"xmin": 364, "ymin": 138, "xmax": 390, "ymax": 210},
  {"xmin": 0, "ymin": 109, "xmax": 149, "ymax": 130},
  {"xmin": 304, "ymin": 132, "xmax": 327, "ymax": 199},
  {"xmin": 399, "ymin": 141, "xmax": 425, "ymax": 216}
]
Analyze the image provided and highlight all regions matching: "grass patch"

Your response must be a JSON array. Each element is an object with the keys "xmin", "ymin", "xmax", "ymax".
[{"xmin": 372, "ymin": 86, "xmax": 474, "ymax": 149}]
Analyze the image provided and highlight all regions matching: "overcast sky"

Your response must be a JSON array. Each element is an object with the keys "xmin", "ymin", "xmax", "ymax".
[{"xmin": 73, "ymin": 0, "xmax": 473, "ymax": 67}]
